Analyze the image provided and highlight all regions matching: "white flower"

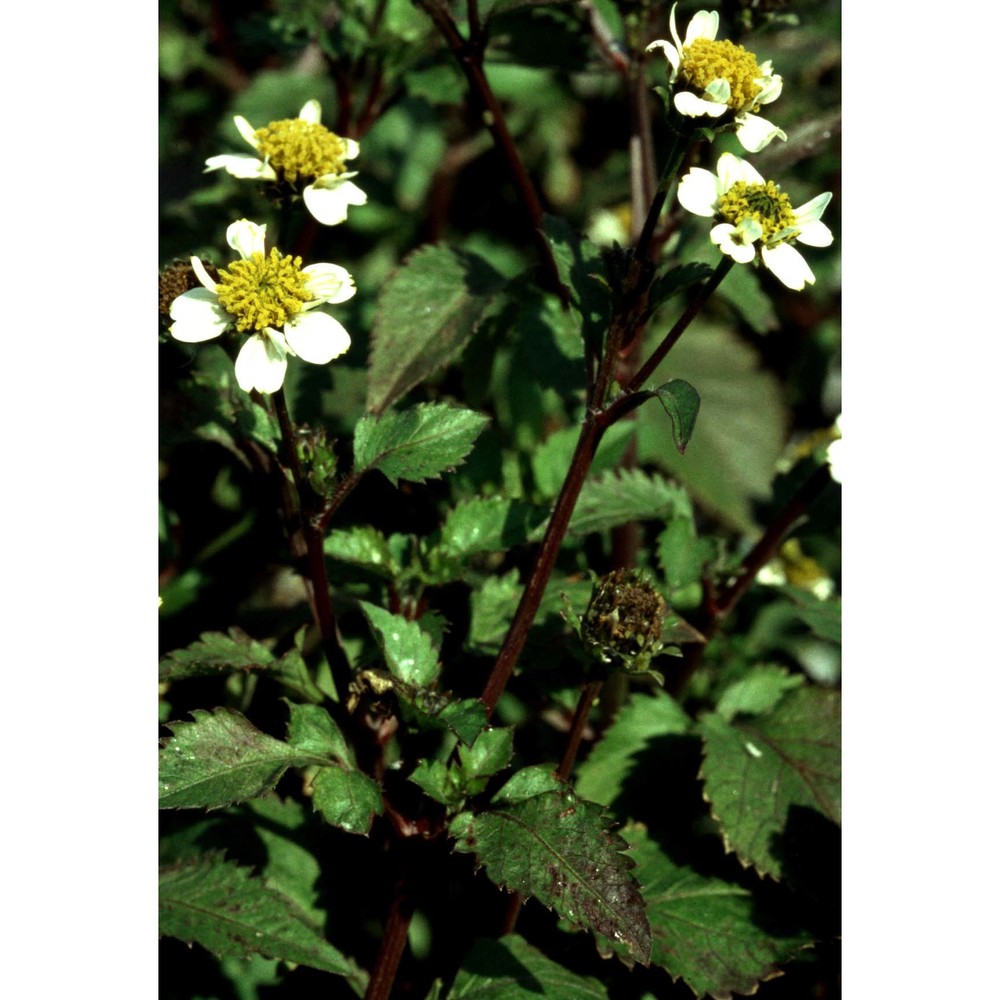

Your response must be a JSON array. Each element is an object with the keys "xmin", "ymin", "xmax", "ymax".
[
  {"xmin": 205, "ymin": 100, "xmax": 367, "ymax": 226},
  {"xmin": 646, "ymin": 4, "xmax": 786, "ymax": 152},
  {"xmin": 168, "ymin": 219, "xmax": 354, "ymax": 393},
  {"xmin": 677, "ymin": 152, "xmax": 833, "ymax": 290}
]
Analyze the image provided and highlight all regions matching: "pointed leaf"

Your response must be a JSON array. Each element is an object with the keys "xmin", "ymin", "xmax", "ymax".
[
  {"xmin": 570, "ymin": 469, "xmax": 692, "ymax": 537},
  {"xmin": 652, "ymin": 379, "xmax": 700, "ymax": 454},
  {"xmin": 367, "ymin": 245, "xmax": 506, "ymax": 414},
  {"xmin": 159, "ymin": 629, "xmax": 275, "ymax": 682},
  {"xmin": 159, "ymin": 708, "xmax": 323, "ymax": 809},
  {"xmin": 439, "ymin": 497, "xmax": 549, "ymax": 558},
  {"xmin": 358, "ymin": 601, "xmax": 440, "ymax": 688},
  {"xmin": 624, "ymin": 825, "xmax": 810, "ymax": 999},
  {"xmin": 312, "ymin": 766, "xmax": 384, "ymax": 836},
  {"xmin": 714, "ymin": 665, "xmax": 805, "ymax": 722},
  {"xmin": 323, "ymin": 525, "xmax": 400, "ymax": 579},
  {"xmin": 445, "ymin": 934, "xmax": 608, "ymax": 999},
  {"xmin": 354, "ymin": 403, "xmax": 489, "ymax": 487},
  {"xmin": 575, "ymin": 691, "xmax": 690, "ymax": 807},
  {"xmin": 698, "ymin": 687, "xmax": 841, "ymax": 879},
  {"xmin": 285, "ymin": 702, "xmax": 354, "ymax": 766},
  {"xmin": 159, "ymin": 853, "xmax": 366, "ymax": 989},
  {"xmin": 450, "ymin": 789, "xmax": 651, "ymax": 965}
]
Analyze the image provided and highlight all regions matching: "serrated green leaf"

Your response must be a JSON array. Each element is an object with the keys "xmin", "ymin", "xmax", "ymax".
[
  {"xmin": 714, "ymin": 665, "xmax": 806, "ymax": 722},
  {"xmin": 159, "ymin": 708, "xmax": 323, "ymax": 809},
  {"xmin": 367, "ymin": 245, "xmax": 506, "ymax": 413},
  {"xmin": 623, "ymin": 824, "xmax": 810, "ymax": 999},
  {"xmin": 445, "ymin": 934, "xmax": 608, "ymax": 999},
  {"xmin": 324, "ymin": 525, "xmax": 400, "ymax": 579},
  {"xmin": 457, "ymin": 727, "xmax": 515, "ymax": 790},
  {"xmin": 410, "ymin": 759, "xmax": 463, "ymax": 807},
  {"xmin": 656, "ymin": 515, "xmax": 714, "ymax": 593},
  {"xmin": 450, "ymin": 790, "xmax": 651, "ymax": 965},
  {"xmin": 698, "ymin": 687, "xmax": 841, "ymax": 879},
  {"xmin": 569, "ymin": 469, "xmax": 692, "ymax": 537},
  {"xmin": 575, "ymin": 692, "xmax": 690, "ymax": 807},
  {"xmin": 159, "ymin": 853, "xmax": 366, "ymax": 990},
  {"xmin": 312, "ymin": 766, "xmax": 384, "ymax": 836},
  {"xmin": 285, "ymin": 702, "xmax": 355, "ymax": 766},
  {"xmin": 354, "ymin": 403, "xmax": 490, "ymax": 487},
  {"xmin": 358, "ymin": 601, "xmax": 440, "ymax": 688},
  {"xmin": 159, "ymin": 629, "xmax": 275, "ymax": 682},
  {"xmin": 246, "ymin": 796, "xmax": 325, "ymax": 926},
  {"xmin": 652, "ymin": 379, "xmax": 700, "ymax": 454},
  {"xmin": 439, "ymin": 497, "xmax": 549, "ymax": 558}
]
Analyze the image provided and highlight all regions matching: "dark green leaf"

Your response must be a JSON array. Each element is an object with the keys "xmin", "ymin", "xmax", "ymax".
[
  {"xmin": 646, "ymin": 262, "xmax": 715, "ymax": 321},
  {"xmin": 570, "ymin": 469, "xmax": 692, "ymax": 537},
  {"xmin": 624, "ymin": 824, "xmax": 811, "ymax": 998},
  {"xmin": 358, "ymin": 600, "xmax": 440, "ymax": 688},
  {"xmin": 637, "ymin": 320, "xmax": 788, "ymax": 533},
  {"xmin": 457, "ymin": 727, "xmax": 515, "ymax": 790},
  {"xmin": 323, "ymin": 525, "xmax": 400, "ymax": 579},
  {"xmin": 531, "ymin": 421, "xmax": 636, "ymax": 500},
  {"xmin": 451, "ymin": 790, "xmax": 651, "ymax": 965},
  {"xmin": 445, "ymin": 934, "xmax": 608, "ymax": 999},
  {"xmin": 312, "ymin": 766, "xmax": 384, "ymax": 836},
  {"xmin": 159, "ymin": 629, "xmax": 275, "ymax": 683},
  {"xmin": 159, "ymin": 853, "xmax": 366, "ymax": 989},
  {"xmin": 698, "ymin": 687, "xmax": 841, "ymax": 879},
  {"xmin": 439, "ymin": 497, "xmax": 549, "ymax": 557},
  {"xmin": 159, "ymin": 708, "xmax": 323, "ymax": 809},
  {"xmin": 714, "ymin": 665, "xmax": 805, "ymax": 722},
  {"xmin": 777, "ymin": 585, "xmax": 842, "ymax": 644},
  {"xmin": 367, "ymin": 245, "xmax": 506, "ymax": 414},
  {"xmin": 354, "ymin": 403, "xmax": 490, "ymax": 487},
  {"xmin": 410, "ymin": 759, "xmax": 463, "ymax": 807},
  {"xmin": 575, "ymin": 692, "xmax": 690, "ymax": 807},
  {"xmin": 652, "ymin": 379, "xmax": 700, "ymax": 454},
  {"xmin": 285, "ymin": 702, "xmax": 355, "ymax": 766},
  {"xmin": 467, "ymin": 569, "xmax": 522, "ymax": 655},
  {"xmin": 492, "ymin": 765, "xmax": 565, "ymax": 803}
]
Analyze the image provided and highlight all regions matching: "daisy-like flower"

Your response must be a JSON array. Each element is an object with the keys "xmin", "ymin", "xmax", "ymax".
[
  {"xmin": 205, "ymin": 100, "xmax": 367, "ymax": 226},
  {"xmin": 677, "ymin": 152, "xmax": 833, "ymax": 290},
  {"xmin": 646, "ymin": 4, "xmax": 785, "ymax": 152},
  {"xmin": 168, "ymin": 219, "xmax": 354, "ymax": 393}
]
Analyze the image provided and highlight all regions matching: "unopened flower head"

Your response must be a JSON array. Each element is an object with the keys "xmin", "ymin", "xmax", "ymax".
[
  {"xmin": 678, "ymin": 152, "xmax": 833, "ymax": 290},
  {"xmin": 168, "ymin": 219, "xmax": 354, "ymax": 393},
  {"xmin": 646, "ymin": 4, "xmax": 785, "ymax": 152},
  {"xmin": 205, "ymin": 100, "xmax": 367, "ymax": 226}
]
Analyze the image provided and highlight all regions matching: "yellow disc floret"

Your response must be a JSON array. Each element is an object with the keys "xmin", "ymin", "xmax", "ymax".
[
  {"xmin": 681, "ymin": 37, "xmax": 764, "ymax": 110},
  {"xmin": 253, "ymin": 118, "xmax": 350, "ymax": 185},
  {"xmin": 718, "ymin": 180, "xmax": 797, "ymax": 243},
  {"xmin": 215, "ymin": 249, "xmax": 313, "ymax": 332}
]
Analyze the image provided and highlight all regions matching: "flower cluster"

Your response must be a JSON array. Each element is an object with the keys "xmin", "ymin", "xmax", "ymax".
[
  {"xmin": 168, "ymin": 220, "xmax": 354, "ymax": 393},
  {"xmin": 648, "ymin": 5, "xmax": 833, "ymax": 289}
]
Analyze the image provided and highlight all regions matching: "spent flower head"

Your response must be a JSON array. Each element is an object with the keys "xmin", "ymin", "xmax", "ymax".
[
  {"xmin": 678, "ymin": 152, "xmax": 833, "ymax": 290},
  {"xmin": 205, "ymin": 100, "xmax": 367, "ymax": 226},
  {"xmin": 168, "ymin": 219, "xmax": 354, "ymax": 393},
  {"xmin": 646, "ymin": 4, "xmax": 785, "ymax": 152}
]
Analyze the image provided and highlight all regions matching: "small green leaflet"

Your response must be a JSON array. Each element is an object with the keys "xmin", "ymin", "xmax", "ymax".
[{"xmin": 354, "ymin": 402, "xmax": 489, "ymax": 487}]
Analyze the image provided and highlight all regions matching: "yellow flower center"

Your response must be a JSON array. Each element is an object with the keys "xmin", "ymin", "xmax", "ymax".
[
  {"xmin": 253, "ymin": 118, "xmax": 350, "ymax": 184},
  {"xmin": 681, "ymin": 37, "xmax": 764, "ymax": 110},
  {"xmin": 718, "ymin": 180, "xmax": 797, "ymax": 242},
  {"xmin": 215, "ymin": 249, "xmax": 313, "ymax": 332}
]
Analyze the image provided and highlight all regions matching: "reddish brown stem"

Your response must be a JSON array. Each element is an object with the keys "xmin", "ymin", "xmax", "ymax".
[{"xmin": 363, "ymin": 881, "xmax": 414, "ymax": 1000}]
